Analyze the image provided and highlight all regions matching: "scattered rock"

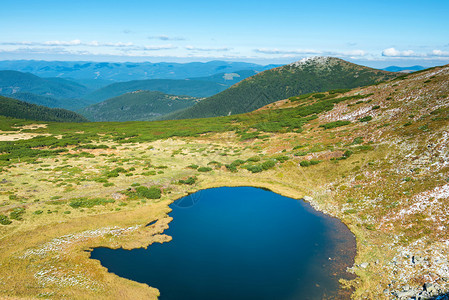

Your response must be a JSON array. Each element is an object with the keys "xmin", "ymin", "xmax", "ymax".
[
  {"xmin": 395, "ymin": 289, "xmax": 417, "ymax": 299},
  {"xmin": 111, "ymin": 193, "xmax": 124, "ymax": 200},
  {"xmin": 424, "ymin": 282, "xmax": 438, "ymax": 295},
  {"xmin": 303, "ymin": 195, "xmax": 313, "ymax": 201},
  {"xmin": 359, "ymin": 262, "xmax": 369, "ymax": 269}
]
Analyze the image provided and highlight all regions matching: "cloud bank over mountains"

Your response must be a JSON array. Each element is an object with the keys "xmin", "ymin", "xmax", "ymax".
[{"xmin": 0, "ymin": 38, "xmax": 448, "ymax": 66}]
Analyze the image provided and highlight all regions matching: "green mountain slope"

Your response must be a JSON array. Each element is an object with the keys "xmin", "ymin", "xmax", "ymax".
[
  {"xmin": 165, "ymin": 57, "xmax": 399, "ymax": 120},
  {"xmin": 78, "ymin": 90, "xmax": 199, "ymax": 122},
  {"xmin": 0, "ymin": 70, "xmax": 90, "ymax": 99},
  {"xmin": 82, "ymin": 79, "xmax": 228, "ymax": 103},
  {"xmin": 8, "ymin": 92, "xmax": 91, "ymax": 111},
  {"xmin": 189, "ymin": 70, "xmax": 259, "ymax": 85},
  {"xmin": 0, "ymin": 95, "xmax": 88, "ymax": 122}
]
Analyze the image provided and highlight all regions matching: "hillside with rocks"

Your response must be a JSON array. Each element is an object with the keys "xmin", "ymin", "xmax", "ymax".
[{"xmin": 165, "ymin": 57, "xmax": 399, "ymax": 120}]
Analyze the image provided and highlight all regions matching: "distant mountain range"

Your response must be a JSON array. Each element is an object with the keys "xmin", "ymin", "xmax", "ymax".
[
  {"xmin": 0, "ymin": 68, "xmax": 262, "ymax": 111},
  {"xmin": 381, "ymin": 65, "xmax": 425, "ymax": 73},
  {"xmin": 0, "ymin": 60, "xmax": 278, "ymax": 82},
  {"xmin": 2, "ymin": 58, "xmax": 421, "ymax": 123},
  {"xmin": 78, "ymin": 90, "xmax": 199, "ymax": 122},
  {"xmin": 0, "ymin": 95, "xmax": 88, "ymax": 122},
  {"xmin": 164, "ymin": 57, "xmax": 400, "ymax": 120}
]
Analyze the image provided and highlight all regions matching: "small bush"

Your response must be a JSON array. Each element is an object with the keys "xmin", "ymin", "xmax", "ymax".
[
  {"xmin": 300, "ymin": 159, "xmax": 320, "ymax": 167},
  {"xmin": 0, "ymin": 215, "xmax": 12, "ymax": 225},
  {"xmin": 94, "ymin": 177, "xmax": 108, "ymax": 183},
  {"xmin": 359, "ymin": 116, "xmax": 373, "ymax": 122},
  {"xmin": 10, "ymin": 208, "xmax": 25, "ymax": 220},
  {"xmin": 103, "ymin": 182, "xmax": 114, "ymax": 187},
  {"xmin": 309, "ymin": 159, "xmax": 321, "ymax": 165},
  {"xmin": 136, "ymin": 186, "xmax": 161, "ymax": 199},
  {"xmin": 312, "ymin": 93, "xmax": 326, "ymax": 99},
  {"xmin": 319, "ymin": 120, "xmax": 351, "ymax": 130},
  {"xmin": 246, "ymin": 156, "xmax": 261, "ymax": 162},
  {"xmin": 225, "ymin": 164, "xmax": 238, "ymax": 172},
  {"xmin": 141, "ymin": 171, "xmax": 157, "ymax": 176},
  {"xmin": 351, "ymin": 137, "xmax": 364, "ymax": 145},
  {"xmin": 69, "ymin": 198, "xmax": 115, "ymax": 208},
  {"xmin": 300, "ymin": 160, "xmax": 311, "ymax": 167},
  {"xmin": 372, "ymin": 105, "xmax": 381, "ymax": 110},
  {"xmin": 343, "ymin": 150, "xmax": 353, "ymax": 158},
  {"xmin": 294, "ymin": 151, "xmax": 309, "ymax": 156},
  {"xmin": 179, "ymin": 177, "xmax": 197, "ymax": 185},
  {"xmin": 33, "ymin": 210, "xmax": 43, "ymax": 215},
  {"xmin": 197, "ymin": 167, "xmax": 212, "ymax": 172},
  {"xmin": 207, "ymin": 161, "xmax": 222, "ymax": 167},
  {"xmin": 261, "ymin": 160, "xmax": 276, "ymax": 170},
  {"xmin": 246, "ymin": 165, "xmax": 263, "ymax": 173},
  {"xmin": 273, "ymin": 155, "xmax": 289, "ymax": 163},
  {"xmin": 187, "ymin": 164, "xmax": 199, "ymax": 169}
]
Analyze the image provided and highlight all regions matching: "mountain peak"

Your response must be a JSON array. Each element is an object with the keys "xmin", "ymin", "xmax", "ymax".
[{"xmin": 287, "ymin": 56, "xmax": 338, "ymax": 67}]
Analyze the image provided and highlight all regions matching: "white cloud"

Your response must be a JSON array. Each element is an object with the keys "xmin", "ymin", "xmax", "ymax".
[
  {"xmin": 342, "ymin": 50, "xmax": 367, "ymax": 56},
  {"xmin": 254, "ymin": 48, "xmax": 321, "ymax": 55},
  {"xmin": 382, "ymin": 48, "xmax": 418, "ymax": 57},
  {"xmin": 185, "ymin": 46, "xmax": 231, "ymax": 52},
  {"xmin": 148, "ymin": 35, "xmax": 185, "ymax": 41},
  {"xmin": 254, "ymin": 48, "xmax": 367, "ymax": 57},
  {"xmin": 141, "ymin": 44, "xmax": 177, "ymax": 51},
  {"xmin": 381, "ymin": 48, "xmax": 449, "ymax": 58},
  {"xmin": 431, "ymin": 49, "xmax": 449, "ymax": 57},
  {"xmin": 43, "ymin": 40, "xmax": 82, "ymax": 46},
  {"xmin": 0, "ymin": 40, "xmax": 135, "ymax": 48}
]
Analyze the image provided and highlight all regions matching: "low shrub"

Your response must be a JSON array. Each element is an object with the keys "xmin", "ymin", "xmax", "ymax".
[
  {"xmin": 9, "ymin": 208, "xmax": 25, "ymax": 220},
  {"xmin": 261, "ymin": 160, "xmax": 276, "ymax": 170},
  {"xmin": 300, "ymin": 160, "xmax": 311, "ymax": 167},
  {"xmin": 179, "ymin": 177, "xmax": 197, "ymax": 185},
  {"xmin": 0, "ymin": 214, "xmax": 11, "ymax": 225},
  {"xmin": 246, "ymin": 165, "xmax": 263, "ymax": 173},
  {"xmin": 69, "ymin": 198, "xmax": 115, "ymax": 208},
  {"xmin": 294, "ymin": 151, "xmax": 309, "ymax": 156},
  {"xmin": 319, "ymin": 120, "xmax": 351, "ymax": 130},
  {"xmin": 273, "ymin": 155, "xmax": 289, "ymax": 163},
  {"xmin": 136, "ymin": 186, "xmax": 161, "ymax": 199},
  {"xmin": 359, "ymin": 116, "xmax": 373, "ymax": 122}
]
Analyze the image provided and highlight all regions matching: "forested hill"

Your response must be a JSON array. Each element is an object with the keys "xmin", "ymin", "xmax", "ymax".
[
  {"xmin": 0, "ymin": 70, "xmax": 90, "ymax": 99},
  {"xmin": 79, "ymin": 90, "xmax": 199, "ymax": 122},
  {"xmin": 164, "ymin": 57, "xmax": 399, "ymax": 120},
  {"xmin": 0, "ymin": 96, "xmax": 88, "ymax": 122},
  {"xmin": 82, "ymin": 79, "xmax": 228, "ymax": 103}
]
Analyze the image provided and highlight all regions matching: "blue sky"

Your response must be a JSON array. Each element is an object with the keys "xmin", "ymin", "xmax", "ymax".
[{"xmin": 1, "ymin": 0, "xmax": 448, "ymax": 67}]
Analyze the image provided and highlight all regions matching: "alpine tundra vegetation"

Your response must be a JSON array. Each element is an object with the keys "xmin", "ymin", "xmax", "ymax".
[{"xmin": 0, "ymin": 59, "xmax": 448, "ymax": 299}]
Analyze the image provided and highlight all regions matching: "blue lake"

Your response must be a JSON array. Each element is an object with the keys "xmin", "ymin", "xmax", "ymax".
[{"xmin": 90, "ymin": 187, "xmax": 356, "ymax": 299}]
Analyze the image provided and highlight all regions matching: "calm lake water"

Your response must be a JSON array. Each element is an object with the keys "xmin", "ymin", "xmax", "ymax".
[{"xmin": 90, "ymin": 187, "xmax": 356, "ymax": 300}]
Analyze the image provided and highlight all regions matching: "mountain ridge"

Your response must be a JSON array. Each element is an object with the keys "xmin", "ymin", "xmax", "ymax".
[
  {"xmin": 0, "ymin": 95, "xmax": 88, "ymax": 122},
  {"xmin": 163, "ymin": 57, "xmax": 399, "ymax": 120}
]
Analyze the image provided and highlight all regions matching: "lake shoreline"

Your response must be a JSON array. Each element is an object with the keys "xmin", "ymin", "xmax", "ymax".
[{"xmin": 90, "ymin": 185, "xmax": 356, "ymax": 299}]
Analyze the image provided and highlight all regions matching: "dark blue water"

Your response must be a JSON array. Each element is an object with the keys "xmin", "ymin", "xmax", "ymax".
[{"xmin": 91, "ymin": 187, "xmax": 356, "ymax": 300}]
